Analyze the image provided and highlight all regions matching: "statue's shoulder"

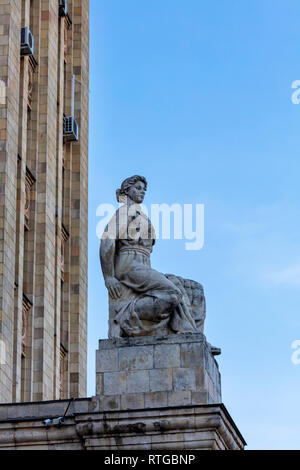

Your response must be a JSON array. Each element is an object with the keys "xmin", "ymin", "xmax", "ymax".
[
  {"xmin": 107, "ymin": 205, "xmax": 127, "ymax": 222},
  {"xmin": 101, "ymin": 207, "xmax": 123, "ymax": 241}
]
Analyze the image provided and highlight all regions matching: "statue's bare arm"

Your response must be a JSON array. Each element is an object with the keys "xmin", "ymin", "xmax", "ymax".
[
  {"xmin": 100, "ymin": 232, "xmax": 123, "ymax": 300},
  {"xmin": 100, "ymin": 237, "xmax": 123, "ymax": 300}
]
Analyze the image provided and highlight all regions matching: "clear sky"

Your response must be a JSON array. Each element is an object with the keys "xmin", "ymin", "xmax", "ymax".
[{"xmin": 88, "ymin": 0, "xmax": 300, "ymax": 450}]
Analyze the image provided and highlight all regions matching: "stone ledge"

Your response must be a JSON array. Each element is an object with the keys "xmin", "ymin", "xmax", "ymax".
[
  {"xmin": 92, "ymin": 389, "xmax": 219, "ymax": 411},
  {"xmin": 99, "ymin": 332, "xmax": 206, "ymax": 349},
  {"xmin": 0, "ymin": 398, "xmax": 91, "ymax": 422}
]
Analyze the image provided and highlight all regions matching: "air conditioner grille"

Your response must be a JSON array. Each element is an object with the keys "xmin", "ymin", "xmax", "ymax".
[
  {"xmin": 59, "ymin": 0, "xmax": 67, "ymax": 16},
  {"xmin": 63, "ymin": 116, "xmax": 79, "ymax": 142},
  {"xmin": 21, "ymin": 27, "xmax": 34, "ymax": 57}
]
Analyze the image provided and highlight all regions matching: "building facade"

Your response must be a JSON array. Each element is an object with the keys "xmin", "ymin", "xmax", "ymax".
[{"xmin": 0, "ymin": 0, "xmax": 89, "ymax": 403}]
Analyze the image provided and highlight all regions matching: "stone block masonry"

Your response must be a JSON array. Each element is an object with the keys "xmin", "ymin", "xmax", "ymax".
[
  {"xmin": 0, "ymin": 0, "xmax": 89, "ymax": 403},
  {"xmin": 95, "ymin": 333, "xmax": 222, "ymax": 411}
]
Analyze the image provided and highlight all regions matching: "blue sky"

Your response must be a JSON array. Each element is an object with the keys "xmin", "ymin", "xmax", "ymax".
[{"xmin": 88, "ymin": 0, "xmax": 300, "ymax": 449}]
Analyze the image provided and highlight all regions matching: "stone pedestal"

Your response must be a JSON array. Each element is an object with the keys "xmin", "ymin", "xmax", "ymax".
[
  {"xmin": 96, "ymin": 333, "xmax": 221, "ymax": 411},
  {"xmin": 0, "ymin": 334, "xmax": 245, "ymax": 450},
  {"xmin": 93, "ymin": 333, "xmax": 245, "ymax": 449}
]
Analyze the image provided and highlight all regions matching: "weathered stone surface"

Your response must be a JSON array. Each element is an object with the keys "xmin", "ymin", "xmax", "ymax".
[
  {"xmin": 191, "ymin": 391, "xmax": 211, "ymax": 404},
  {"xmin": 144, "ymin": 391, "xmax": 168, "ymax": 409},
  {"xmin": 195, "ymin": 366, "xmax": 209, "ymax": 390},
  {"xmin": 126, "ymin": 370, "xmax": 150, "ymax": 394},
  {"xmin": 96, "ymin": 348, "xmax": 118, "ymax": 372},
  {"xmin": 119, "ymin": 346, "xmax": 153, "ymax": 371},
  {"xmin": 95, "ymin": 373, "xmax": 103, "ymax": 395},
  {"xmin": 149, "ymin": 369, "xmax": 172, "ymax": 392},
  {"xmin": 181, "ymin": 342, "xmax": 204, "ymax": 367},
  {"xmin": 121, "ymin": 393, "xmax": 145, "ymax": 410},
  {"xmin": 98, "ymin": 395, "xmax": 120, "ymax": 411},
  {"xmin": 167, "ymin": 391, "xmax": 192, "ymax": 407},
  {"xmin": 173, "ymin": 368, "xmax": 196, "ymax": 392},
  {"xmin": 103, "ymin": 372, "xmax": 127, "ymax": 395},
  {"xmin": 154, "ymin": 344, "xmax": 181, "ymax": 369}
]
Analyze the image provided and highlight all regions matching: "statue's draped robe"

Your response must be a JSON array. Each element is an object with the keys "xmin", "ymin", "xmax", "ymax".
[{"xmin": 105, "ymin": 204, "xmax": 205, "ymax": 338}]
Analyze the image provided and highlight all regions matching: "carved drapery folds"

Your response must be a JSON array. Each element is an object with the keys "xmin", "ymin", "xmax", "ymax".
[
  {"xmin": 22, "ymin": 296, "xmax": 32, "ymax": 357},
  {"xmin": 25, "ymin": 168, "xmax": 35, "ymax": 231}
]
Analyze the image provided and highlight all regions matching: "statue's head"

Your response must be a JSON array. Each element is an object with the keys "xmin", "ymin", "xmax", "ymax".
[{"xmin": 116, "ymin": 175, "xmax": 147, "ymax": 204}]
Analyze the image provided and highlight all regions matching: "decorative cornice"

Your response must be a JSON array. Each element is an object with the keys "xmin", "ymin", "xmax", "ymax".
[{"xmin": 0, "ymin": 402, "xmax": 245, "ymax": 450}]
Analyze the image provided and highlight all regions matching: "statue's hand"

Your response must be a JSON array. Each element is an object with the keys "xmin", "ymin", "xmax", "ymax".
[{"xmin": 105, "ymin": 276, "xmax": 123, "ymax": 300}]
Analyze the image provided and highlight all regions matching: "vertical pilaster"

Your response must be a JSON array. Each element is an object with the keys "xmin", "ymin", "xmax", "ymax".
[
  {"xmin": 53, "ymin": 10, "xmax": 65, "ymax": 400},
  {"xmin": 32, "ymin": 0, "xmax": 58, "ymax": 401},
  {"xmin": 0, "ymin": 0, "xmax": 21, "ymax": 403},
  {"xmin": 69, "ymin": 0, "xmax": 89, "ymax": 398},
  {"xmin": 13, "ymin": 0, "xmax": 30, "ymax": 403},
  {"xmin": 21, "ymin": 0, "xmax": 41, "ymax": 403}
]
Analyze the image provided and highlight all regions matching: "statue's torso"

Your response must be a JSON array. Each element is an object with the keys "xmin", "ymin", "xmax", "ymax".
[{"xmin": 116, "ymin": 206, "xmax": 155, "ymax": 255}]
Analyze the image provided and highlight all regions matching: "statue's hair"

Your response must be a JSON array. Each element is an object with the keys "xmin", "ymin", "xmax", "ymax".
[{"xmin": 116, "ymin": 175, "xmax": 147, "ymax": 203}]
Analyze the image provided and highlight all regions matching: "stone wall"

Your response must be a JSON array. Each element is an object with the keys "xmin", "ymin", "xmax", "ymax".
[{"xmin": 0, "ymin": 0, "xmax": 89, "ymax": 403}]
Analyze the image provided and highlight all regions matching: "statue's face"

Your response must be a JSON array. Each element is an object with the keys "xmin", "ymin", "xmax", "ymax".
[{"xmin": 126, "ymin": 180, "xmax": 146, "ymax": 204}]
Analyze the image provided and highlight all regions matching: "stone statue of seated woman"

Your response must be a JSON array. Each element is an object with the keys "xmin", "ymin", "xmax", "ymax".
[{"xmin": 100, "ymin": 175, "xmax": 210, "ymax": 340}]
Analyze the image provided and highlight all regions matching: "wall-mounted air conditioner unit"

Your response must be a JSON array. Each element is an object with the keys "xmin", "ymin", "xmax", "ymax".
[
  {"xmin": 63, "ymin": 116, "xmax": 79, "ymax": 142},
  {"xmin": 59, "ymin": 0, "xmax": 68, "ymax": 17},
  {"xmin": 21, "ymin": 27, "xmax": 34, "ymax": 57}
]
